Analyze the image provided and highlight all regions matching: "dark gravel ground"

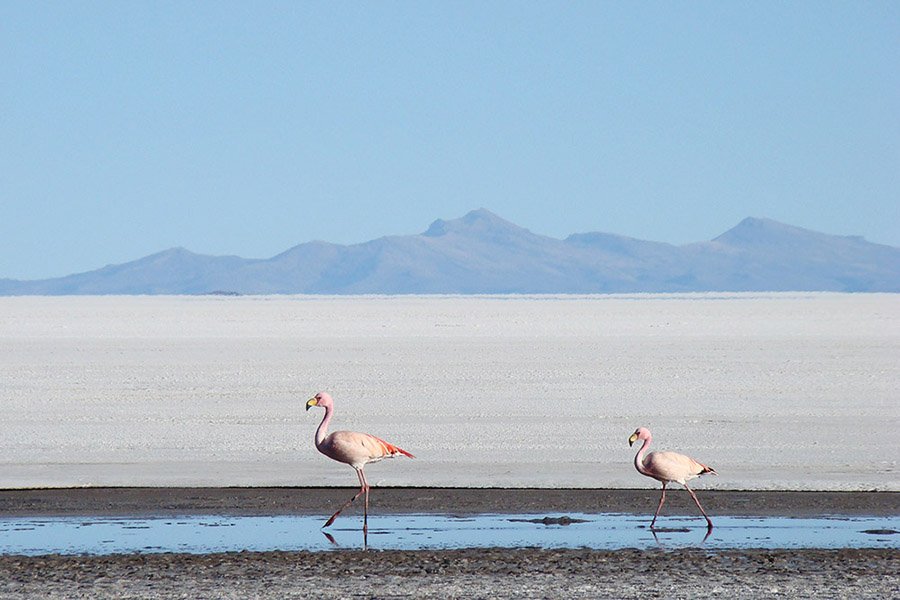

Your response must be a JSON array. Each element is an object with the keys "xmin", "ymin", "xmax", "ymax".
[
  {"xmin": 0, "ymin": 548, "xmax": 897, "ymax": 599},
  {"xmin": 0, "ymin": 488, "xmax": 897, "ymax": 599}
]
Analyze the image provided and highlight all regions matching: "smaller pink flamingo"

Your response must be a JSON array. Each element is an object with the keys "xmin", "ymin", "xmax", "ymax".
[
  {"xmin": 306, "ymin": 392, "xmax": 414, "ymax": 535},
  {"xmin": 629, "ymin": 427, "xmax": 717, "ymax": 529}
]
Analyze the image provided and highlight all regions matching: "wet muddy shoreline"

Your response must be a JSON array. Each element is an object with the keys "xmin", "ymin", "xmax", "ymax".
[{"xmin": 1, "ymin": 486, "xmax": 897, "ymax": 518}]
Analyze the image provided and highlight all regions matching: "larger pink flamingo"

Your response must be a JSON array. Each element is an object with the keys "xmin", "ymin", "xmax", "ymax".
[
  {"xmin": 306, "ymin": 392, "xmax": 414, "ymax": 535},
  {"xmin": 629, "ymin": 427, "xmax": 717, "ymax": 529}
]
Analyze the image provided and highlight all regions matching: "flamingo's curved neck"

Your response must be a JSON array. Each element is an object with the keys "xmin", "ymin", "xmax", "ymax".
[
  {"xmin": 634, "ymin": 436, "xmax": 652, "ymax": 476},
  {"xmin": 315, "ymin": 405, "xmax": 333, "ymax": 448}
]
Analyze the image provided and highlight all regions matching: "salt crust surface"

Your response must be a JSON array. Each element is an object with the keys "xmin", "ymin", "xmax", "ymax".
[{"xmin": 0, "ymin": 293, "xmax": 897, "ymax": 491}]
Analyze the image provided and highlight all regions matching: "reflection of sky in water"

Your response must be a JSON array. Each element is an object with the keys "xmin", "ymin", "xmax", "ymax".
[{"xmin": 0, "ymin": 514, "xmax": 897, "ymax": 555}]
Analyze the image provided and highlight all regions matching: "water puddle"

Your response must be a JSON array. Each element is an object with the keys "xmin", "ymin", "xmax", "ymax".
[{"xmin": 0, "ymin": 514, "xmax": 897, "ymax": 555}]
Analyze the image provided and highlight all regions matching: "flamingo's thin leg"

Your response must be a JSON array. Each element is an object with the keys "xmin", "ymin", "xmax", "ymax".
[
  {"xmin": 684, "ymin": 483, "xmax": 713, "ymax": 529},
  {"xmin": 360, "ymin": 469, "xmax": 371, "ymax": 536},
  {"xmin": 650, "ymin": 483, "xmax": 667, "ymax": 529},
  {"xmin": 324, "ymin": 471, "xmax": 367, "ymax": 528}
]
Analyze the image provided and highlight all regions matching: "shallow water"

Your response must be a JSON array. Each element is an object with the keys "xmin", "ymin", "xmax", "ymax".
[{"xmin": 1, "ymin": 513, "xmax": 898, "ymax": 555}]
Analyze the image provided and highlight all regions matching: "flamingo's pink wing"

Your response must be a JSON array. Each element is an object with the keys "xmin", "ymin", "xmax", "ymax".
[{"xmin": 644, "ymin": 451, "xmax": 712, "ymax": 483}]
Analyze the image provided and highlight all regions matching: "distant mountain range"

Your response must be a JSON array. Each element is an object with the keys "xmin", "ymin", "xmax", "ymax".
[{"xmin": 1, "ymin": 209, "xmax": 898, "ymax": 295}]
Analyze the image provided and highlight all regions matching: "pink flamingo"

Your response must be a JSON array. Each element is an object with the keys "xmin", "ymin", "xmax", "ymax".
[
  {"xmin": 629, "ymin": 427, "xmax": 717, "ymax": 529},
  {"xmin": 306, "ymin": 392, "xmax": 414, "ymax": 535}
]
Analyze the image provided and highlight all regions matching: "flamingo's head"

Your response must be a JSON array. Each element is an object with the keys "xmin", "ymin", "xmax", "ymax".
[
  {"xmin": 628, "ymin": 427, "xmax": 651, "ymax": 447},
  {"xmin": 306, "ymin": 391, "xmax": 333, "ymax": 411}
]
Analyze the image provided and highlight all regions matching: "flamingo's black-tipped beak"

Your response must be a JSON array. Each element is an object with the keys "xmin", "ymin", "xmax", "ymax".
[
  {"xmin": 628, "ymin": 433, "xmax": 638, "ymax": 447},
  {"xmin": 306, "ymin": 397, "xmax": 318, "ymax": 411}
]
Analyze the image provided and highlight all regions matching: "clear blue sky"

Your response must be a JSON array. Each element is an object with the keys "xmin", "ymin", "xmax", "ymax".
[{"xmin": 2, "ymin": 2, "xmax": 898, "ymax": 280}]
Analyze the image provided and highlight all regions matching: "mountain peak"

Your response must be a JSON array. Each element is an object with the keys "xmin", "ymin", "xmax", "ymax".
[
  {"xmin": 732, "ymin": 216, "xmax": 775, "ymax": 229},
  {"xmin": 423, "ymin": 208, "xmax": 522, "ymax": 238},
  {"xmin": 154, "ymin": 246, "xmax": 195, "ymax": 258},
  {"xmin": 123, "ymin": 247, "xmax": 197, "ymax": 266},
  {"xmin": 713, "ymin": 217, "xmax": 809, "ymax": 245}
]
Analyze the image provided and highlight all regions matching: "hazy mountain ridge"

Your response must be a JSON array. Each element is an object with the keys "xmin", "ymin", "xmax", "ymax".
[{"xmin": 1, "ymin": 210, "xmax": 898, "ymax": 295}]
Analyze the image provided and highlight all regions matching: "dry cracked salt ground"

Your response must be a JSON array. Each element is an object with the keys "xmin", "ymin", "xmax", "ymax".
[{"xmin": 1, "ymin": 293, "xmax": 897, "ymax": 491}]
